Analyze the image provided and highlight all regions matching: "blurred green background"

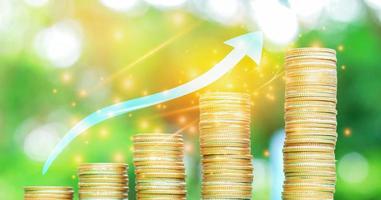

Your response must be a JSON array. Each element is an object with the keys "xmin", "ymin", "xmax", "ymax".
[{"xmin": 1, "ymin": 0, "xmax": 381, "ymax": 199}]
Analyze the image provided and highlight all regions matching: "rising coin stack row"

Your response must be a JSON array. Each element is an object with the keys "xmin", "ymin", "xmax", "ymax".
[
  {"xmin": 283, "ymin": 48, "xmax": 337, "ymax": 200},
  {"xmin": 24, "ymin": 186, "xmax": 73, "ymax": 200},
  {"xmin": 199, "ymin": 92, "xmax": 253, "ymax": 199},
  {"xmin": 133, "ymin": 133, "xmax": 186, "ymax": 200},
  {"xmin": 78, "ymin": 163, "xmax": 129, "ymax": 199}
]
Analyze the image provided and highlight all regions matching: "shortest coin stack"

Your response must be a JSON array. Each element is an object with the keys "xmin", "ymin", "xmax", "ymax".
[
  {"xmin": 78, "ymin": 163, "xmax": 129, "ymax": 200},
  {"xmin": 24, "ymin": 186, "xmax": 73, "ymax": 200},
  {"xmin": 133, "ymin": 133, "xmax": 186, "ymax": 200}
]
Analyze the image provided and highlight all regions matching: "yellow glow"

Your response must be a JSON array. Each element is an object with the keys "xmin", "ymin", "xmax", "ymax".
[
  {"xmin": 99, "ymin": 128, "xmax": 109, "ymax": 138},
  {"xmin": 113, "ymin": 152, "xmax": 125, "ymax": 162},
  {"xmin": 88, "ymin": 22, "xmax": 201, "ymax": 95},
  {"xmin": 344, "ymin": 128, "xmax": 352, "ymax": 137},
  {"xmin": 189, "ymin": 126, "xmax": 196, "ymax": 134},
  {"xmin": 264, "ymin": 149, "xmax": 270, "ymax": 157},
  {"xmin": 178, "ymin": 116, "xmax": 187, "ymax": 124},
  {"xmin": 185, "ymin": 143, "xmax": 193, "ymax": 153},
  {"xmin": 122, "ymin": 77, "xmax": 134, "ymax": 90},
  {"xmin": 113, "ymin": 97, "xmax": 121, "ymax": 103},
  {"xmin": 79, "ymin": 89, "xmax": 88, "ymax": 97},
  {"xmin": 74, "ymin": 155, "xmax": 83, "ymax": 163},
  {"xmin": 311, "ymin": 40, "xmax": 322, "ymax": 48},
  {"xmin": 70, "ymin": 116, "xmax": 80, "ymax": 126},
  {"xmin": 113, "ymin": 29, "xmax": 124, "ymax": 42},
  {"xmin": 61, "ymin": 72, "xmax": 72, "ymax": 83},
  {"xmin": 71, "ymin": 101, "xmax": 77, "ymax": 107},
  {"xmin": 338, "ymin": 45, "xmax": 344, "ymax": 51},
  {"xmin": 266, "ymin": 93, "xmax": 275, "ymax": 101},
  {"xmin": 140, "ymin": 120, "xmax": 149, "ymax": 129},
  {"xmin": 52, "ymin": 88, "xmax": 58, "ymax": 94}
]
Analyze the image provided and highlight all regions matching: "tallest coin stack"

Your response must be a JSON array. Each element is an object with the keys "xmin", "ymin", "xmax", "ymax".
[{"xmin": 283, "ymin": 48, "xmax": 338, "ymax": 200}]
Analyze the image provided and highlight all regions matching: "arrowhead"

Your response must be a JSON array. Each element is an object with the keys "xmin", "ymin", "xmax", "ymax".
[{"xmin": 224, "ymin": 32, "xmax": 263, "ymax": 65}]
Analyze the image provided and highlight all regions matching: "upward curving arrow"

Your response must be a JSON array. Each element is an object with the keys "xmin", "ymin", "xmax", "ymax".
[{"xmin": 43, "ymin": 32, "xmax": 264, "ymax": 174}]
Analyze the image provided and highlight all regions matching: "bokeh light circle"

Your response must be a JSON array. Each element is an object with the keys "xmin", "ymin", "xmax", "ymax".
[
  {"xmin": 100, "ymin": 0, "xmax": 139, "ymax": 12},
  {"xmin": 338, "ymin": 152, "xmax": 369, "ymax": 184},
  {"xmin": 34, "ymin": 20, "xmax": 83, "ymax": 68},
  {"xmin": 327, "ymin": 0, "xmax": 362, "ymax": 23},
  {"xmin": 251, "ymin": 0, "xmax": 299, "ymax": 45},
  {"xmin": 206, "ymin": 0, "xmax": 242, "ymax": 25},
  {"xmin": 24, "ymin": 0, "xmax": 49, "ymax": 7},
  {"xmin": 0, "ymin": 0, "xmax": 14, "ymax": 32},
  {"xmin": 23, "ymin": 123, "xmax": 62, "ymax": 162},
  {"xmin": 288, "ymin": 0, "xmax": 329, "ymax": 23},
  {"xmin": 144, "ymin": 0, "xmax": 187, "ymax": 9}
]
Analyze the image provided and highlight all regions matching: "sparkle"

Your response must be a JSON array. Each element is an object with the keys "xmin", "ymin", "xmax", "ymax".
[
  {"xmin": 338, "ymin": 45, "xmax": 344, "ymax": 51},
  {"xmin": 344, "ymin": 128, "xmax": 352, "ymax": 137},
  {"xmin": 341, "ymin": 65, "xmax": 346, "ymax": 70},
  {"xmin": 99, "ymin": 128, "xmax": 109, "ymax": 138},
  {"xmin": 79, "ymin": 89, "xmax": 88, "ymax": 97},
  {"xmin": 61, "ymin": 72, "xmax": 72, "ymax": 83},
  {"xmin": 189, "ymin": 126, "xmax": 196, "ymax": 134},
  {"xmin": 70, "ymin": 117, "xmax": 80, "ymax": 126},
  {"xmin": 122, "ymin": 77, "xmax": 133, "ymax": 90},
  {"xmin": 264, "ymin": 149, "xmax": 270, "ymax": 157},
  {"xmin": 171, "ymin": 12, "xmax": 186, "ymax": 26},
  {"xmin": 74, "ymin": 155, "xmax": 82, "ymax": 163},
  {"xmin": 113, "ymin": 97, "xmax": 121, "ymax": 103},
  {"xmin": 113, "ymin": 30, "xmax": 124, "ymax": 41},
  {"xmin": 52, "ymin": 88, "xmax": 58, "ymax": 94},
  {"xmin": 185, "ymin": 143, "xmax": 193, "ymax": 153},
  {"xmin": 140, "ymin": 120, "xmax": 149, "ymax": 129},
  {"xmin": 71, "ymin": 175, "xmax": 76, "ymax": 179},
  {"xmin": 311, "ymin": 40, "xmax": 322, "ymax": 48},
  {"xmin": 266, "ymin": 93, "xmax": 275, "ymax": 101},
  {"xmin": 178, "ymin": 116, "xmax": 187, "ymax": 124},
  {"xmin": 113, "ymin": 152, "xmax": 125, "ymax": 162}
]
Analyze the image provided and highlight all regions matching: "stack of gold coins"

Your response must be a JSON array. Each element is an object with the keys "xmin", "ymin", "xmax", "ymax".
[
  {"xmin": 133, "ymin": 133, "xmax": 186, "ymax": 200},
  {"xmin": 78, "ymin": 163, "xmax": 128, "ymax": 199},
  {"xmin": 199, "ymin": 92, "xmax": 253, "ymax": 199},
  {"xmin": 283, "ymin": 48, "xmax": 337, "ymax": 200},
  {"xmin": 24, "ymin": 186, "xmax": 73, "ymax": 200}
]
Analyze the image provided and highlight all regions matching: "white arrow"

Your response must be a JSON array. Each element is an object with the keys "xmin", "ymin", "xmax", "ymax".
[{"xmin": 43, "ymin": 31, "xmax": 264, "ymax": 174}]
